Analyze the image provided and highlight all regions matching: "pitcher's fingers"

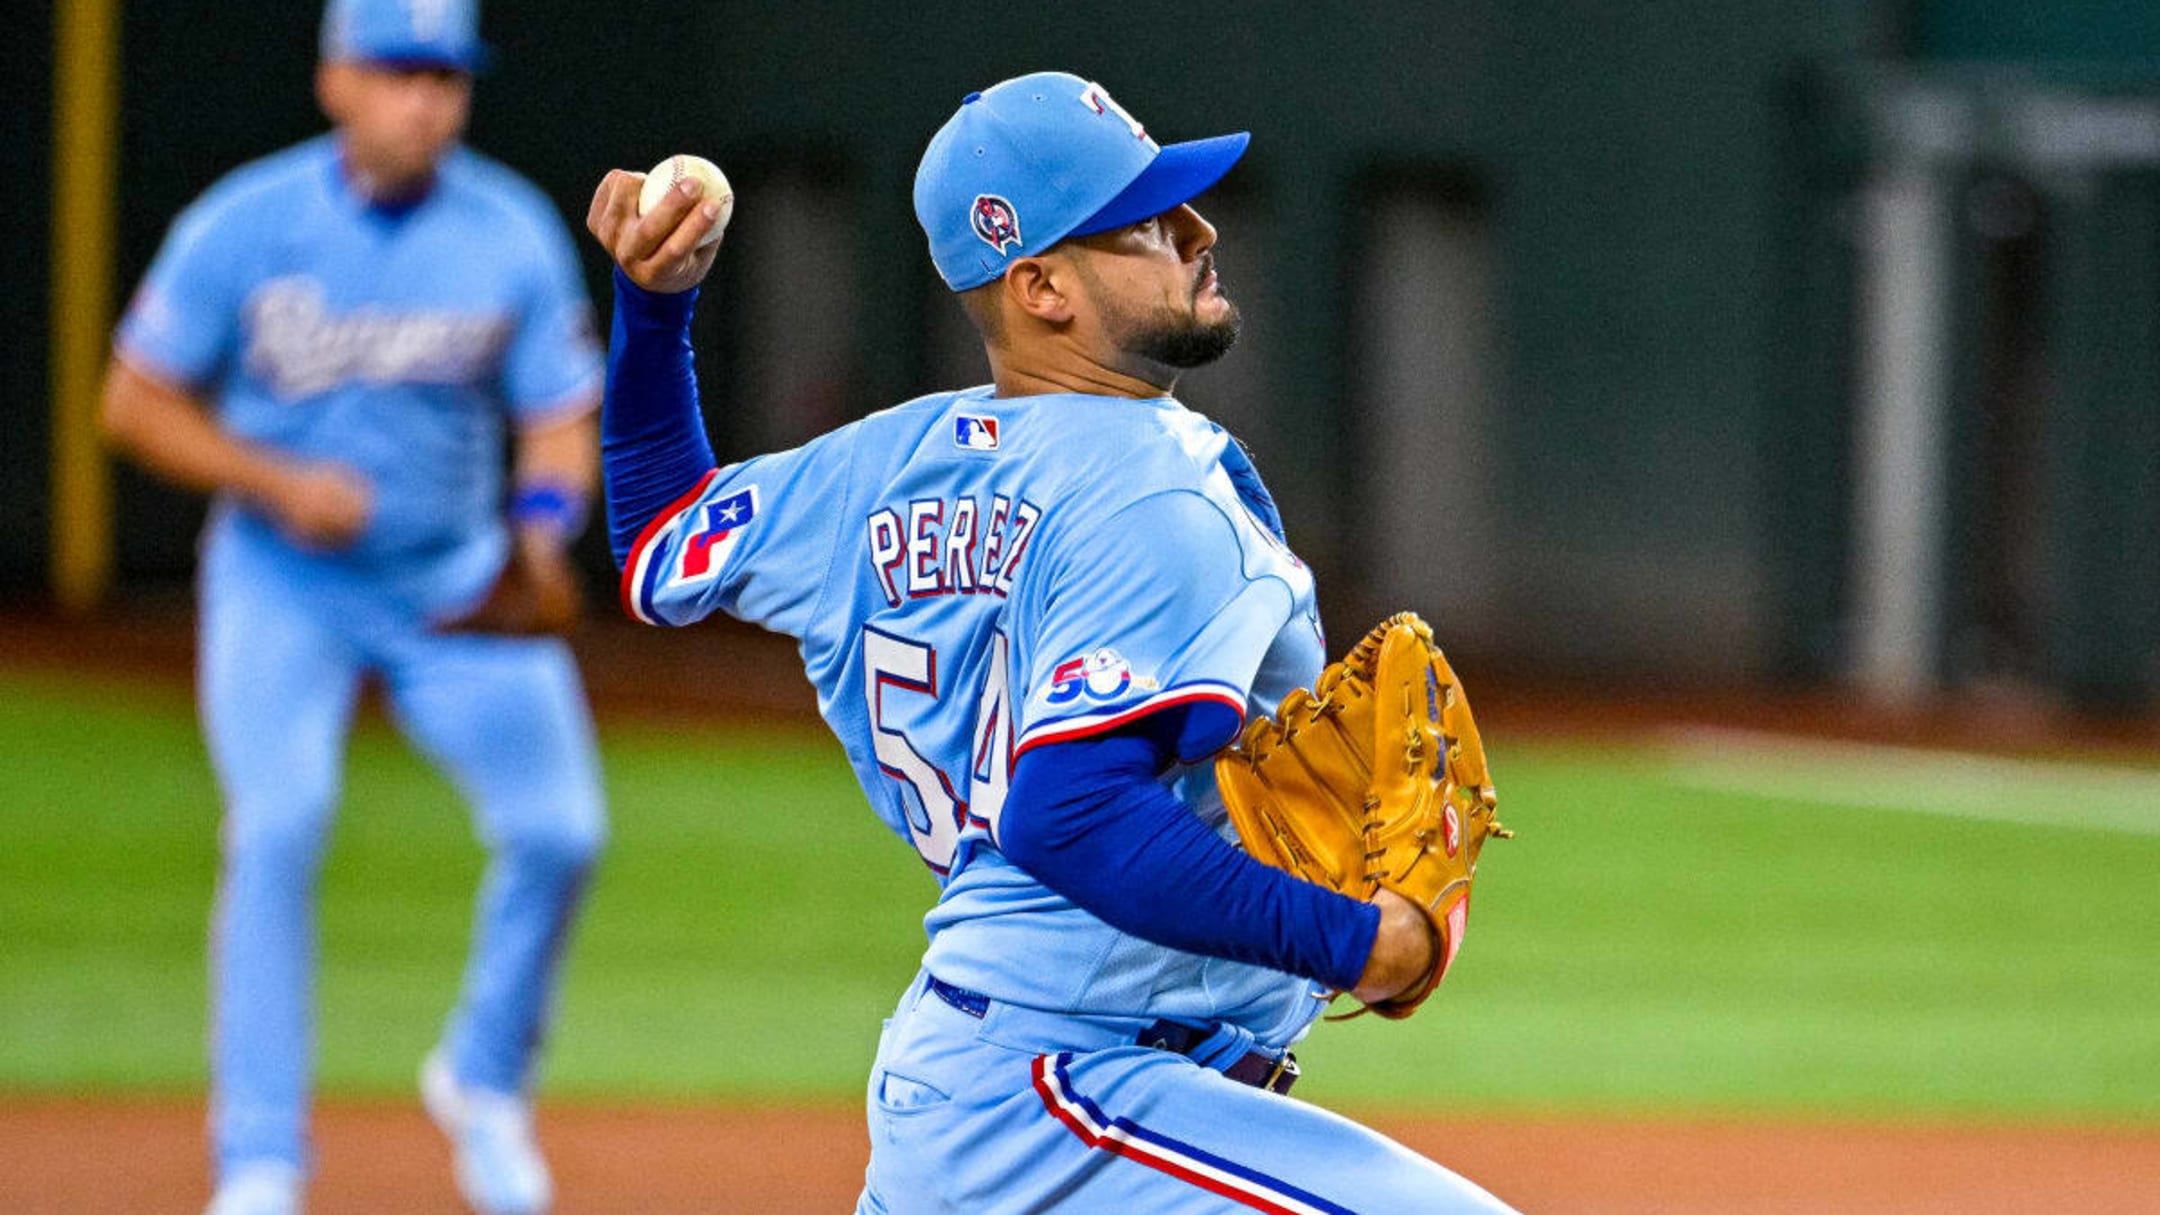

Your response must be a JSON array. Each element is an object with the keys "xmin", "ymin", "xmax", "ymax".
[
  {"xmin": 586, "ymin": 169, "xmax": 641, "ymax": 241},
  {"xmin": 589, "ymin": 170, "xmax": 646, "ymax": 243},
  {"xmin": 622, "ymin": 173, "xmax": 708, "ymax": 263},
  {"xmin": 637, "ymin": 196, "xmax": 723, "ymax": 272}
]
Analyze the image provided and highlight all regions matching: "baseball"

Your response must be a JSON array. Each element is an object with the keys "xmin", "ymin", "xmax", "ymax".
[{"xmin": 638, "ymin": 154, "xmax": 733, "ymax": 248}]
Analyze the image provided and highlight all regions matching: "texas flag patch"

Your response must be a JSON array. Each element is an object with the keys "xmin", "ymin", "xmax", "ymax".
[
  {"xmin": 668, "ymin": 485, "xmax": 759, "ymax": 588},
  {"xmin": 955, "ymin": 414, "xmax": 1001, "ymax": 451}
]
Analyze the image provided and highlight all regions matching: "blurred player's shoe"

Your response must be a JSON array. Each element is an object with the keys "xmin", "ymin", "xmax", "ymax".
[
  {"xmin": 203, "ymin": 1160, "xmax": 303, "ymax": 1215},
  {"xmin": 422, "ymin": 1048, "xmax": 552, "ymax": 1215}
]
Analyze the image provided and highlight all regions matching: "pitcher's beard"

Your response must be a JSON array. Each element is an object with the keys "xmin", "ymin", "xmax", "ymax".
[
  {"xmin": 1129, "ymin": 306, "xmax": 1240, "ymax": 368},
  {"xmin": 1084, "ymin": 251, "xmax": 1242, "ymax": 371}
]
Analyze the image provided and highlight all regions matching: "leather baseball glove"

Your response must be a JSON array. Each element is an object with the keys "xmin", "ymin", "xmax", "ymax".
[
  {"xmin": 1215, "ymin": 612, "xmax": 1508, "ymax": 1019},
  {"xmin": 438, "ymin": 535, "xmax": 583, "ymax": 636}
]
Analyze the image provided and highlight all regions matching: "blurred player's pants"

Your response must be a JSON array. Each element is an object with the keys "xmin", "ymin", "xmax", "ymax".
[
  {"xmin": 855, "ymin": 971, "xmax": 1519, "ymax": 1215},
  {"xmin": 197, "ymin": 527, "xmax": 605, "ymax": 1170}
]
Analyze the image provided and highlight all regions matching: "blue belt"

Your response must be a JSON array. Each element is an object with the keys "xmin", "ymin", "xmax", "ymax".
[
  {"xmin": 926, "ymin": 973, "xmax": 990, "ymax": 1018},
  {"xmin": 925, "ymin": 974, "xmax": 1300, "ymax": 1096}
]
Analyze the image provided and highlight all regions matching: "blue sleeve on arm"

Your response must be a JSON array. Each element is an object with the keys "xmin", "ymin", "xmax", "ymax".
[
  {"xmin": 602, "ymin": 268, "xmax": 719, "ymax": 567},
  {"xmin": 998, "ymin": 706, "xmax": 1378, "ymax": 993}
]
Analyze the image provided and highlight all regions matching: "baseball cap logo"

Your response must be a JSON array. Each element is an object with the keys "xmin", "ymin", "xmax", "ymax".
[
  {"xmin": 1080, "ymin": 82, "xmax": 1147, "ymax": 140},
  {"xmin": 970, "ymin": 195, "xmax": 1022, "ymax": 255}
]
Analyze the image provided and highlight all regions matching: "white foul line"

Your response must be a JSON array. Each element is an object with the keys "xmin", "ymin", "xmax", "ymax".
[{"xmin": 1661, "ymin": 727, "xmax": 2160, "ymax": 837}]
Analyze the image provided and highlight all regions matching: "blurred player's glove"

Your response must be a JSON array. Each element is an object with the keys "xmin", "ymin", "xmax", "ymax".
[
  {"xmin": 439, "ymin": 535, "xmax": 584, "ymax": 637},
  {"xmin": 1215, "ymin": 612, "xmax": 1508, "ymax": 1019}
]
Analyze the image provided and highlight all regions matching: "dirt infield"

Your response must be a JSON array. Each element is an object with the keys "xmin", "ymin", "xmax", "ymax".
[{"xmin": 8, "ymin": 1098, "xmax": 2160, "ymax": 1213}]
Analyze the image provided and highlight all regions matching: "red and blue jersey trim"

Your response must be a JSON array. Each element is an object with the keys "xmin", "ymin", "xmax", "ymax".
[
  {"xmin": 1014, "ymin": 681, "xmax": 1247, "ymax": 759},
  {"xmin": 1031, "ymin": 1052, "xmax": 1361, "ymax": 1215},
  {"xmin": 619, "ymin": 468, "xmax": 721, "ymax": 625}
]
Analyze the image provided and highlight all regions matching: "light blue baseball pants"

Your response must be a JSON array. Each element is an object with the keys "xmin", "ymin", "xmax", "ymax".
[
  {"xmin": 856, "ymin": 971, "xmax": 1520, "ymax": 1215},
  {"xmin": 197, "ymin": 531, "xmax": 605, "ymax": 1174}
]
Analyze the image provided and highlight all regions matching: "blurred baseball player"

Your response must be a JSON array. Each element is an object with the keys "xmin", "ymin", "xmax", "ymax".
[
  {"xmin": 591, "ymin": 72, "xmax": 1518, "ymax": 1212},
  {"xmin": 100, "ymin": 2, "xmax": 605, "ymax": 1212}
]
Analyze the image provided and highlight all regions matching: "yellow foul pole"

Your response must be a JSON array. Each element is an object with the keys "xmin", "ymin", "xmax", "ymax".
[{"xmin": 50, "ymin": 0, "xmax": 120, "ymax": 612}]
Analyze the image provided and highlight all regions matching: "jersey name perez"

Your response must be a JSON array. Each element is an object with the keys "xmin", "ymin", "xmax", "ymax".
[{"xmin": 866, "ymin": 490, "xmax": 1046, "ymax": 606}]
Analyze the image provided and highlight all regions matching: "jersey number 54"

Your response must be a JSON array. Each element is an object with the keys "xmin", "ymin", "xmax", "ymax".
[{"xmin": 861, "ymin": 627, "xmax": 1013, "ymax": 875}]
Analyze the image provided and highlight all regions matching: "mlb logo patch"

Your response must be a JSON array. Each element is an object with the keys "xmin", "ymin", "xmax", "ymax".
[
  {"xmin": 954, "ymin": 414, "xmax": 1001, "ymax": 451},
  {"xmin": 669, "ymin": 485, "xmax": 759, "ymax": 587}
]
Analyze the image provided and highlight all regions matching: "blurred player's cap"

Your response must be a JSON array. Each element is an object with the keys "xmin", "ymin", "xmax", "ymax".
[
  {"xmin": 914, "ymin": 72, "xmax": 1248, "ymax": 291},
  {"xmin": 321, "ymin": 0, "xmax": 492, "ymax": 73}
]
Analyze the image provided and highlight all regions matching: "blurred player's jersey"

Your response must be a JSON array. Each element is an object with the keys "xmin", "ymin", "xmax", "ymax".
[
  {"xmin": 627, "ymin": 388, "xmax": 1330, "ymax": 1042},
  {"xmin": 115, "ymin": 135, "xmax": 600, "ymax": 587}
]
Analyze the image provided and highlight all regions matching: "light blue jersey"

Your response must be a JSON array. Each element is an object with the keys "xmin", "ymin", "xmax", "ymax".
[
  {"xmin": 118, "ymin": 134, "xmax": 600, "ymax": 598},
  {"xmin": 623, "ymin": 386, "xmax": 1329, "ymax": 1038}
]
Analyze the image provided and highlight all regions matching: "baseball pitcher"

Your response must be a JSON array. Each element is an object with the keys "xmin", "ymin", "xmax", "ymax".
[{"xmin": 593, "ymin": 72, "xmax": 1518, "ymax": 1214}]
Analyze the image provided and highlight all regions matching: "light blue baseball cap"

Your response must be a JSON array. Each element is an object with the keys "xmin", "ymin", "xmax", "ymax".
[
  {"xmin": 321, "ymin": 0, "xmax": 491, "ymax": 72},
  {"xmin": 914, "ymin": 72, "xmax": 1249, "ymax": 291}
]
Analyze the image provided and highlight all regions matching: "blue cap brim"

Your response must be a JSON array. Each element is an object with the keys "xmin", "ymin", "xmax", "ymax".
[
  {"xmin": 347, "ymin": 43, "xmax": 493, "ymax": 74},
  {"xmin": 1067, "ymin": 131, "xmax": 1250, "ymax": 238}
]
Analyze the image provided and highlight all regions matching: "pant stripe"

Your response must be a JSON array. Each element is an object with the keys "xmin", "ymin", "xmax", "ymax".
[{"xmin": 1030, "ymin": 1053, "xmax": 1360, "ymax": 1215}]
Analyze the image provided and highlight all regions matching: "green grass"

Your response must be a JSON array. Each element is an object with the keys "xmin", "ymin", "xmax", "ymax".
[
  {"xmin": 2, "ymin": 669, "xmax": 2156, "ymax": 1121},
  {"xmin": 1291, "ymin": 744, "xmax": 2160, "ymax": 1119},
  {"xmin": 0, "ymin": 669, "xmax": 927, "ymax": 1101}
]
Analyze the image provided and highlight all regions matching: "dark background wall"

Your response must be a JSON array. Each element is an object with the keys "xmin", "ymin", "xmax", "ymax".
[
  {"xmin": 2, "ymin": 5, "xmax": 56, "ymax": 594},
  {"xmin": 8, "ymin": 1, "xmax": 2156, "ymax": 707}
]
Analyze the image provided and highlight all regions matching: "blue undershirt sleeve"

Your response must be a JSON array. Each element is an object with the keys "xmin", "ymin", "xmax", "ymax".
[
  {"xmin": 602, "ymin": 268, "xmax": 719, "ymax": 568},
  {"xmin": 998, "ymin": 705, "xmax": 1378, "ymax": 993}
]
